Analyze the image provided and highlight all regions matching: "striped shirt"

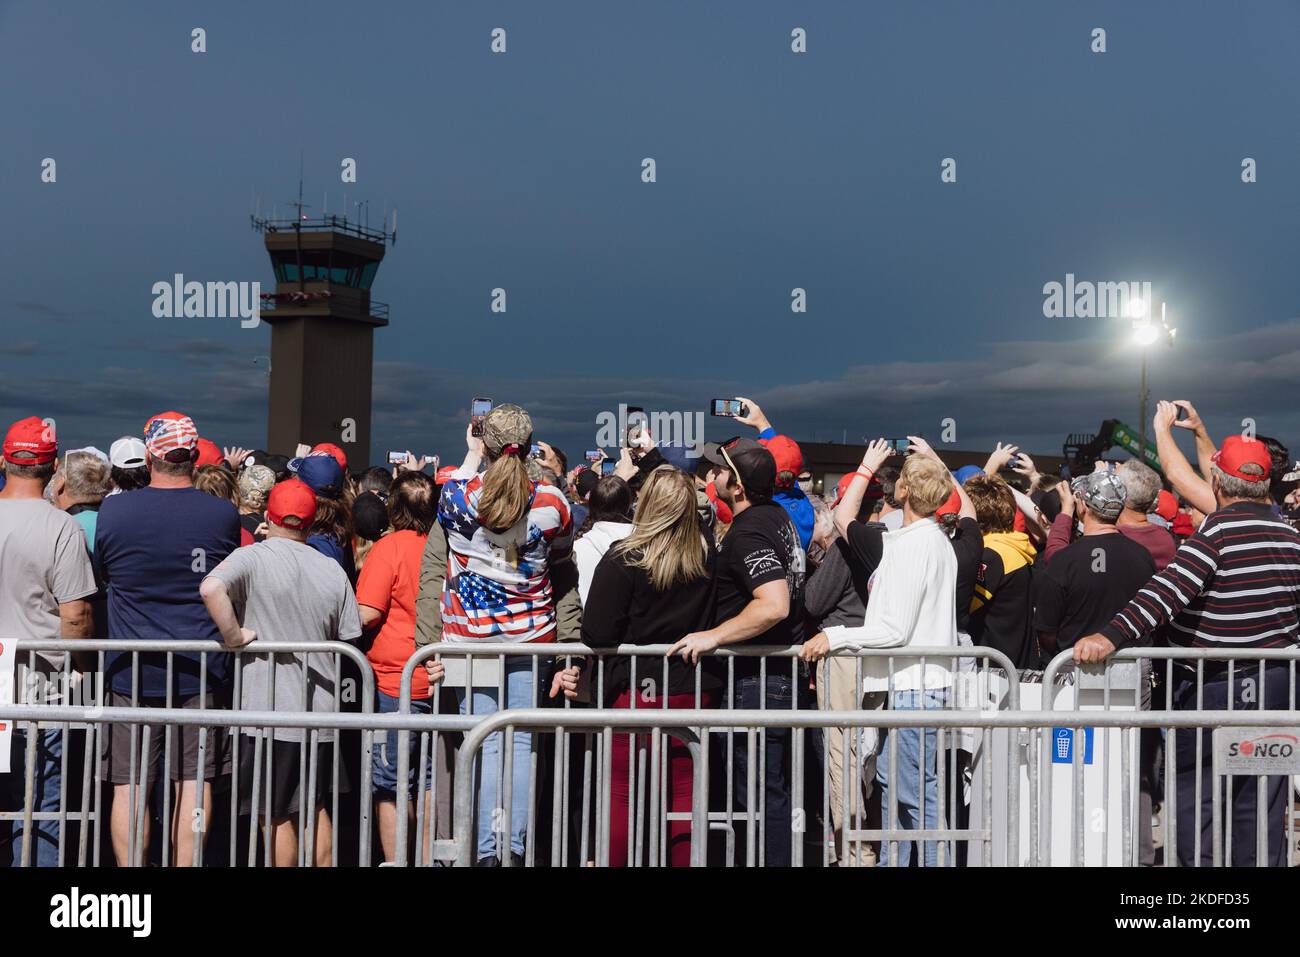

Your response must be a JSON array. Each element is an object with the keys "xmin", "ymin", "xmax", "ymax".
[
  {"xmin": 438, "ymin": 475, "xmax": 571, "ymax": 643},
  {"xmin": 1100, "ymin": 502, "xmax": 1300, "ymax": 651}
]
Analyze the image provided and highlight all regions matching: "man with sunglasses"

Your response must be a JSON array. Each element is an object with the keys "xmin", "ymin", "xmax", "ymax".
[{"xmin": 669, "ymin": 437, "xmax": 805, "ymax": 867}]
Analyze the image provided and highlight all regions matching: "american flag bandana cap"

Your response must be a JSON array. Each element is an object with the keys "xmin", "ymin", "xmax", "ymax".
[{"xmin": 143, "ymin": 411, "xmax": 199, "ymax": 458}]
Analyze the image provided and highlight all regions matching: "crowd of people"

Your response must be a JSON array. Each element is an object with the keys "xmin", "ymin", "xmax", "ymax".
[{"xmin": 2, "ymin": 394, "xmax": 1299, "ymax": 867}]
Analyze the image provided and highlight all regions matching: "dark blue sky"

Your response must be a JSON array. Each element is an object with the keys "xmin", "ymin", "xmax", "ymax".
[{"xmin": 4, "ymin": 0, "xmax": 1298, "ymax": 465}]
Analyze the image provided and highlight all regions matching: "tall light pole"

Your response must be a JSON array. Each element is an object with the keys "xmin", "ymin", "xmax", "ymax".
[{"xmin": 1132, "ymin": 300, "xmax": 1176, "ymax": 453}]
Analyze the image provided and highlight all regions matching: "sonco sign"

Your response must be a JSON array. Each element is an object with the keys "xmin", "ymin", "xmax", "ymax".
[{"xmin": 1213, "ymin": 727, "xmax": 1300, "ymax": 775}]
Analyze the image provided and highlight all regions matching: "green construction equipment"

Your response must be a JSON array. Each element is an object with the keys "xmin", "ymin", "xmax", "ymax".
[{"xmin": 1063, "ymin": 419, "xmax": 1161, "ymax": 477}]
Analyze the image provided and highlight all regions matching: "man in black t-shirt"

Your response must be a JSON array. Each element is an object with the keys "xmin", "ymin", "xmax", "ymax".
[
  {"xmin": 669, "ymin": 437, "xmax": 804, "ymax": 866},
  {"xmin": 1034, "ymin": 470, "xmax": 1158, "ymax": 863},
  {"xmin": 1034, "ymin": 472, "xmax": 1155, "ymax": 654}
]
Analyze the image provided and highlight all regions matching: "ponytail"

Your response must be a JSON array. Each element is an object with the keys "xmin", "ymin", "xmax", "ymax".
[{"xmin": 477, "ymin": 452, "xmax": 531, "ymax": 531}]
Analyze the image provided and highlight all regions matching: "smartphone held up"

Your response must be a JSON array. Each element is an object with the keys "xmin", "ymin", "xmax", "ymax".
[
  {"xmin": 711, "ymin": 398, "xmax": 748, "ymax": 418},
  {"xmin": 470, "ymin": 397, "xmax": 492, "ymax": 437}
]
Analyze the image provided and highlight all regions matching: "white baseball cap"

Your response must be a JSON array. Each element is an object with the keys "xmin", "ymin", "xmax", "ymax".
[
  {"xmin": 109, "ymin": 436, "xmax": 147, "ymax": 469},
  {"xmin": 67, "ymin": 446, "xmax": 109, "ymax": 465}
]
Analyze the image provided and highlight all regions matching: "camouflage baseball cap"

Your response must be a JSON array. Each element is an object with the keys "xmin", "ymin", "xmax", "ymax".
[
  {"xmin": 238, "ymin": 463, "xmax": 277, "ymax": 510},
  {"xmin": 1071, "ymin": 471, "xmax": 1127, "ymax": 521},
  {"xmin": 482, "ymin": 403, "xmax": 533, "ymax": 456}
]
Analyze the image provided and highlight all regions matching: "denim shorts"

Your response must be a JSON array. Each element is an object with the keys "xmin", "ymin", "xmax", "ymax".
[{"xmin": 371, "ymin": 690, "xmax": 434, "ymax": 798}]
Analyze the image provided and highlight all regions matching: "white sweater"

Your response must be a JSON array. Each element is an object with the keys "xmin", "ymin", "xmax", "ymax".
[
  {"xmin": 825, "ymin": 516, "xmax": 958, "ymax": 692},
  {"xmin": 574, "ymin": 521, "xmax": 634, "ymax": 606}
]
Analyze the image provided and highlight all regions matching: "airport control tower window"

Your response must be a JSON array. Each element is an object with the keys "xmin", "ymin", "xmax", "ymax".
[{"xmin": 271, "ymin": 251, "xmax": 375, "ymax": 287}]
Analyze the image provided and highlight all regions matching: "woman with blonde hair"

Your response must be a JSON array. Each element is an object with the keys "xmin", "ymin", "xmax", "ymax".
[
  {"xmin": 552, "ymin": 465, "xmax": 719, "ymax": 866},
  {"xmin": 438, "ymin": 403, "xmax": 571, "ymax": 866},
  {"xmin": 194, "ymin": 464, "xmax": 254, "ymax": 546}
]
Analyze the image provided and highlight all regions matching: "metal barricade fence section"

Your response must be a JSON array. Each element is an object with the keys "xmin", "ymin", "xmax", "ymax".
[
  {"xmin": 0, "ymin": 639, "xmax": 376, "ymax": 868},
  {"xmin": 396, "ymin": 644, "xmax": 1026, "ymax": 868},
  {"xmin": 4, "ymin": 640, "xmax": 1300, "ymax": 867},
  {"xmin": 1037, "ymin": 648, "xmax": 1300, "ymax": 869}
]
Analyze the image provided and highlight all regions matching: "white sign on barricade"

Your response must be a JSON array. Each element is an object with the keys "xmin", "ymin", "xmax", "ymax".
[
  {"xmin": 1213, "ymin": 726, "xmax": 1300, "ymax": 775},
  {"xmin": 0, "ymin": 638, "xmax": 14, "ymax": 773},
  {"xmin": 970, "ymin": 662, "xmax": 1141, "ymax": 866}
]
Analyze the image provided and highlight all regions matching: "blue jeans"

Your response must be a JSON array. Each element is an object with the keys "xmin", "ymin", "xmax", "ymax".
[
  {"xmin": 457, "ymin": 659, "xmax": 535, "ymax": 860},
  {"xmin": 876, "ymin": 688, "xmax": 948, "ymax": 867},
  {"xmin": 5, "ymin": 727, "xmax": 62, "ymax": 867},
  {"xmin": 727, "ymin": 673, "xmax": 794, "ymax": 867}
]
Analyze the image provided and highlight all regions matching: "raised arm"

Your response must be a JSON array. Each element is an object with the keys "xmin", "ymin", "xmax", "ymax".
[
  {"xmin": 1152, "ymin": 401, "xmax": 1215, "ymax": 515},
  {"xmin": 834, "ymin": 438, "xmax": 891, "ymax": 541},
  {"xmin": 982, "ymin": 442, "xmax": 1019, "ymax": 476},
  {"xmin": 733, "ymin": 395, "xmax": 774, "ymax": 436},
  {"xmin": 1170, "ymin": 400, "xmax": 1218, "ymax": 483}
]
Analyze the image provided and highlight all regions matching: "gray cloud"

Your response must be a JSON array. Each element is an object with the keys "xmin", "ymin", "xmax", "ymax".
[
  {"xmin": 10, "ymin": 301, "xmax": 68, "ymax": 319},
  {"xmin": 0, "ymin": 341, "xmax": 42, "ymax": 356},
  {"xmin": 4, "ymin": 319, "xmax": 1295, "ymax": 464}
]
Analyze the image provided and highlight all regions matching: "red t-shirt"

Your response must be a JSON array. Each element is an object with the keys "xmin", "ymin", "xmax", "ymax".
[
  {"xmin": 1118, "ymin": 522, "xmax": 1177, "ymax": 573},
  {"xmin": 356, "ymin": 529, "xmax": 429, "ymax": 699}
]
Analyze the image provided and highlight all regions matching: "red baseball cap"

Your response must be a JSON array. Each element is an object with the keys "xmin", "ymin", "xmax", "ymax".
[
  {"xmin": 311, "ymin": 442, "xmax": 348, "ymax": 471},
  {"xmin": 434, "ymin": 465, "xmax": 459, "ymax": 485},
  {"xmin": 759, "ymin": 435, "xmax": 803, "ymax": 489},
  {"xmin": 934, "ymin": 488, "xmax": 961, "ymax": 520},
  {"xmin": 835, "ymin": 471, "xmax": 883, "ymax": 506},
  {"xmin": 195, "ymin": 438, "xmax": 225, "ymax": 468},
  {"xmin": 3, "ymin": 416, "xmax": 57, "ymax": 465},
  {"xmin": 1172, "ymin": 512, "xmax": 1195, "ymax": 537},
  {"xmin": 266, "ymin": 478, "xmax": 318, "ymax": 529},
  {"xmin": 1155, "ymin": 489, "xmax": 1178, "ymax": 522},
  {"xmin": 705, "ymin": 481, "xmax": 734, "ymax": 525},
  {"xmin": 1213, "ymin": 435, "xmax": 1271, "ymax": 482}
]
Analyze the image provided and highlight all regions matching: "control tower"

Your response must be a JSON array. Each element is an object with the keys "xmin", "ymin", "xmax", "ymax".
[{"xmin": 252, "ymin": 199, "xmax": 395, "ymax": 468}]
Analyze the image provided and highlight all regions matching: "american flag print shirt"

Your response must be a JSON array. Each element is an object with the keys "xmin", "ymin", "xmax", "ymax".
[{"xmin": 438, "ymin": 475, "xmax": 571, "ymax": 643}]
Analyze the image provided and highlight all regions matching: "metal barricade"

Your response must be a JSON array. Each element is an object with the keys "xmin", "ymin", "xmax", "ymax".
[
  {"xmin": 449, "ymin": 706, "xmax": 1300, "ymax": 867},
  {"xmin": 397, "ymin": 643, "xmax": 1021, "ymax": 868},
  {"xmin": 1, "ymin": 638, "xmax": 374, "ymax": 868},
  {"xmin": 1041, "ymin": 647, "xmax": 1300, "ymax": 868},
  {"xmin": 6, "ymin": 690, "xmax": 1296, "ymax": 868}
]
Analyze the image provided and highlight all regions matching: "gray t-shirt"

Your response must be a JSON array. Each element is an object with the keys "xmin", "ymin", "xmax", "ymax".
[
  {"xmin": 205, "ymin": 537, "xmax": 361, "ymax": 741},
  {"xmin": 0, "ymin": 498, "xmax": 96, "ymax": 690}
]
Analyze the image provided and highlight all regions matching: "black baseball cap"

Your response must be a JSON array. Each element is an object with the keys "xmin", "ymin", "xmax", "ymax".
[
  {"xmin": 352, "ymin": 491, "xmax": 389, "ymax": 542},
  {"xmin": 702, "ymin": 437, "xmax": 776, "ymax": 500},
  {"xmin": 263, "ymin": 453, "xmax": 291, "ymax": 480},
  {"xmin": 575, "ymin": 467, "xmax": 600, "ymax": 499}
]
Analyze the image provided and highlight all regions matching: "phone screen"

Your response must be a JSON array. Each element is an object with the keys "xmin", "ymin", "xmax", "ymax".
[
  {"xmin": 890, "ymin": 438, "xmax": 910, "ymax": 454},
  {"xmin": 387, "ymin": 451, "xmax": 405, "ymax": 465},
  {"xmin": 470, "ymin": 397, "xmax": 492, "ymax": 437},
  {"xmin": 626, "ymin": 406, "xmax": 647, "ymax": 446},
  {"xmin": 530, "ymin": 443, "xmax": 543, "ymax": 459},
  {"xmin": 711, "ymin": 398, "xmax": 745, "ymax": 418},
  {"xmin": 601, "ymin": 460, "xmax": 616, "ymax": 476},
  {"xmin": 585, "ymin": 449, "xmax": 603, "ymax": 462}
]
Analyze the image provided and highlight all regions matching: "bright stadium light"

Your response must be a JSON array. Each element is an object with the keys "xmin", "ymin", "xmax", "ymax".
[
  {"xmin": 1135, "ymin": 300, "xmax": 1176, "ymax": 451},
  {"xmin": 1126, "ymin": 297, "xmax": 1148, "ymax": 320}
]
